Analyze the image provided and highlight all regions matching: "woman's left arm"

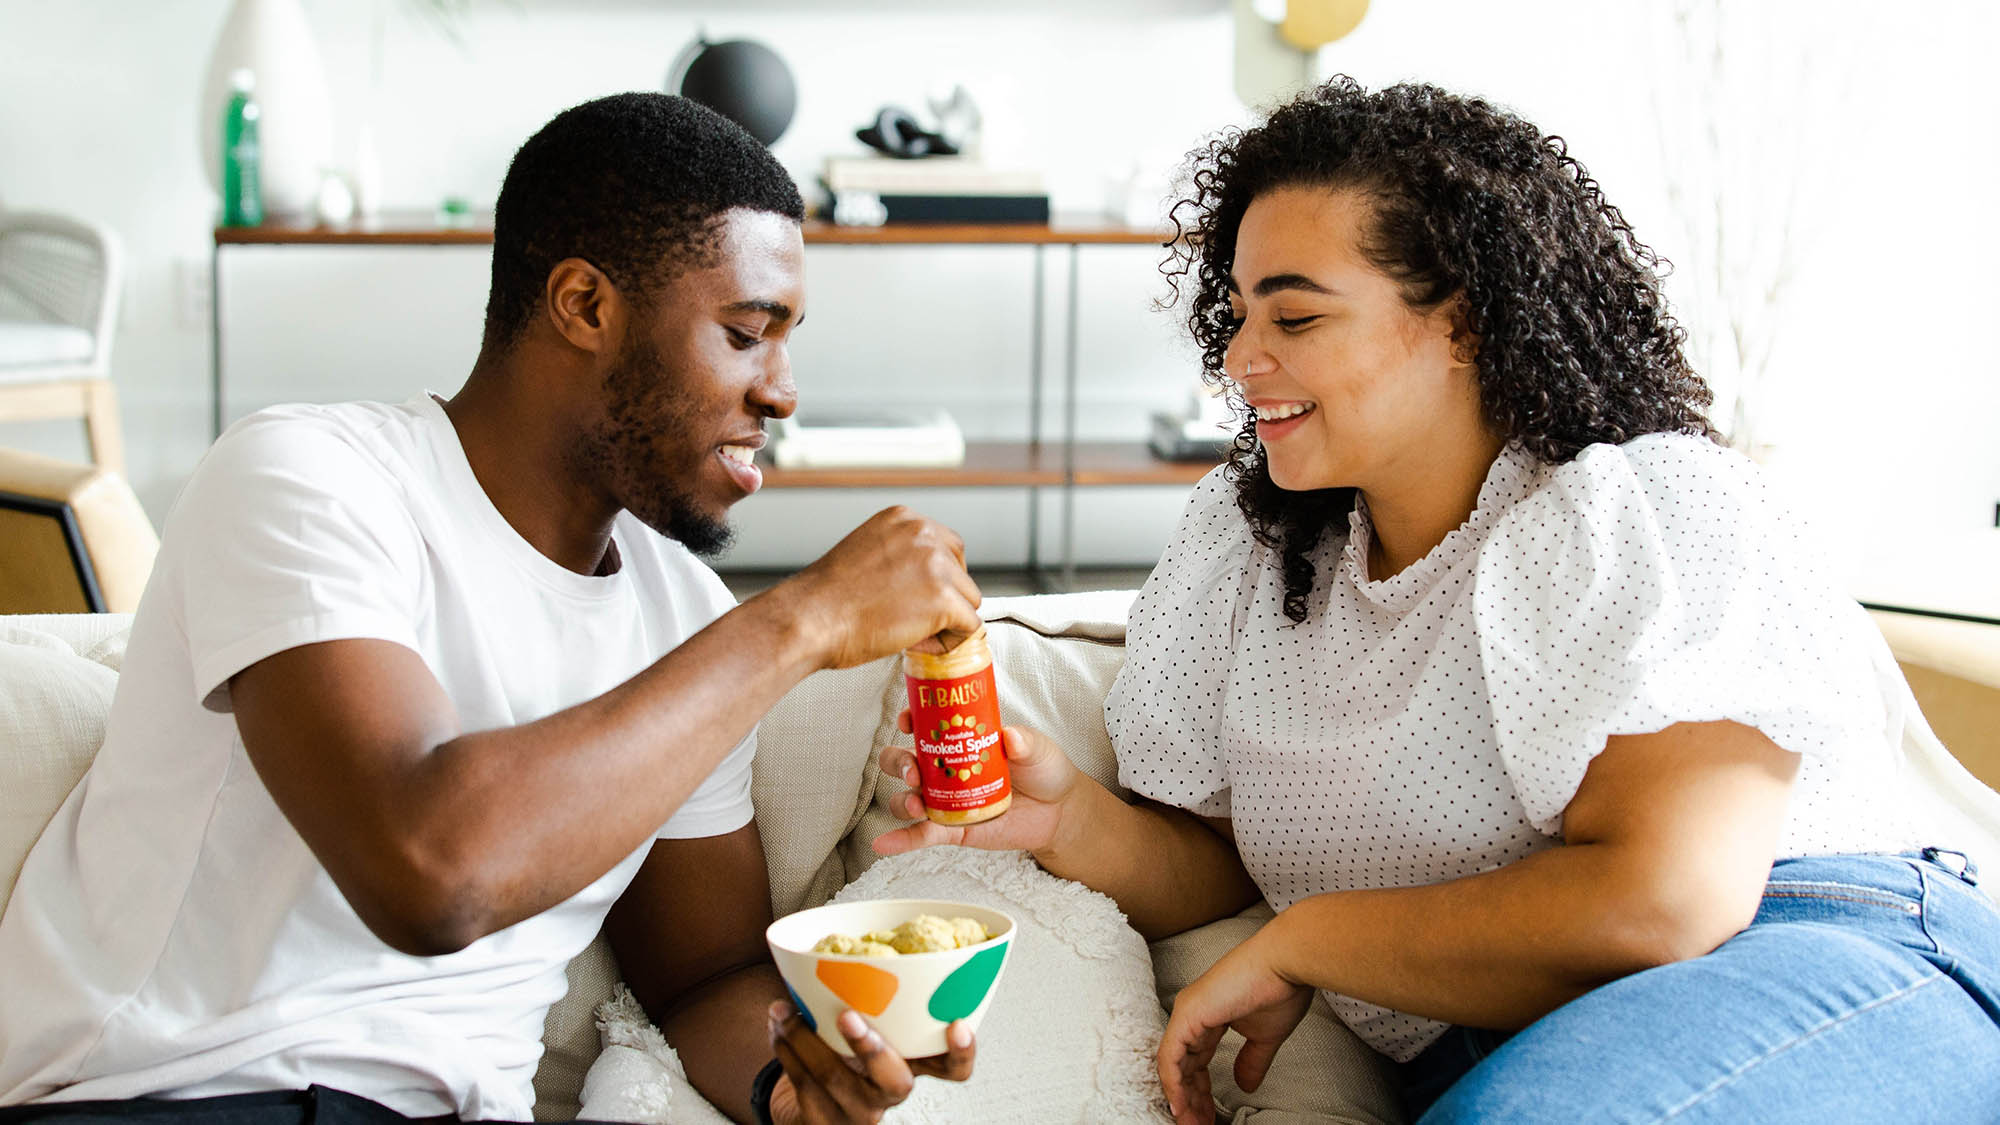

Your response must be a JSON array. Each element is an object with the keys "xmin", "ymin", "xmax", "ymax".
[{"xmin": 1159, "ymin": 719, "xmax": 1799, "ymax": 1124}]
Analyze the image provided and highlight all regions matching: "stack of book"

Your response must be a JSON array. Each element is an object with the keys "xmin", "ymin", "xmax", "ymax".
[
  {"xmin": 1148, "ymin": 412, "xmax": 1235, "ymax": 462},
  {"xmin": 822, "ymin": 156, "xmax": 1049, "ymax": 225},
  {"xmin": 768, "ymin": 408, "xmax": 967, "ymax": 469},
  {"xmin": 1148, "ymin": 380, "xmax": 1238, "ymax": 462}
]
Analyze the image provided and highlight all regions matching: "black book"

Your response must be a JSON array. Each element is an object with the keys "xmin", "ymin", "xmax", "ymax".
[
  {"xmin": 827, "ymin": 189, "xmax": 1051, "ymax": 225},
  {"xmin": 1148, "ymin": 412, "xmax": 1232, "ymax": 462}
]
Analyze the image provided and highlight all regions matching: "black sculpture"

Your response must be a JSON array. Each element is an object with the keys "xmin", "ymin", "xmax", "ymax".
[
  {"xmin": 670, "ymin": 35, "xmax": 796, "ymax": 146},
  {"xmin": 855, "ymin": 106, "xmax": 958, "ymax": 160}
]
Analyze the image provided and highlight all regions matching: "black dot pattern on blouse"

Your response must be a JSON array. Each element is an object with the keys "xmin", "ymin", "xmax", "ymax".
[{"xmin": 1106, "ymin": 435, "xmax": 1923, "ymax": 1062}]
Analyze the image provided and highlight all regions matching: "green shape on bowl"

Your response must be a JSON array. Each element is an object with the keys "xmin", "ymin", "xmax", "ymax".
[
  {"xmin": 927, "ymin": 942, "xmax": 1006, "ymax": 1022},
  {"xmin": 785, "ymin": 981, "xmax": 817, "ymax": 1031}
]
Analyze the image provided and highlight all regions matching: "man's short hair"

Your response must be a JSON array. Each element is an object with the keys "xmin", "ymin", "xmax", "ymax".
[{"xmin": 482, "ymin": 92, "xmax": 806, "ymax": 352}]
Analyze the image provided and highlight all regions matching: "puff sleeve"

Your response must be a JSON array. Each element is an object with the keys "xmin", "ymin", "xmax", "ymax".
[
  {"xmin": 1106, "ymin": 468, "xmax": 1255, "ymax": 818},
  {"xmin": 1473, "ymin": 434, "xmax": 1888, "ymax": 836}
]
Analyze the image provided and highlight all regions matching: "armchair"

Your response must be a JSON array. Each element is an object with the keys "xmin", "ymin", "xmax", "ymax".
[{"xmin": 0, "ymin": 208, "xmax": 126, "ymax": 474}]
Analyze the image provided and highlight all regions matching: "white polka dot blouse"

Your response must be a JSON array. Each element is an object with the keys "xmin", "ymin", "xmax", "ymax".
[{"xmin": 1106, "ymin": 434, "xmax": 1926, "ymax": 1061}]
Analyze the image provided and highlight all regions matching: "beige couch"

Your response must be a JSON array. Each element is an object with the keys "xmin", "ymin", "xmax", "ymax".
[{"xmin": 4, "ymin": 597, "xmax": 1997, "ymax": 1124}]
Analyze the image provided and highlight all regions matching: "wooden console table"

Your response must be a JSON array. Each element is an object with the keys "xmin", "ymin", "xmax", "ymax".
[{"xmin": 212, "ymin": 213, "xmax": 1218, "ymax": 586}]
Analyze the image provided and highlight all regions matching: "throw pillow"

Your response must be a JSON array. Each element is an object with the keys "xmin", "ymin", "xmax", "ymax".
[
  {"xmin": 576, "ymin": 847, "xmax": 1173, "ymax": 1124},
  {"xmin": 580, "ymin": 984, "xmax": 731, "ymax": 1125},
  {"xmin": 828, "ymin": 847, "xmax": 1173, "ymax": 1124},
  {"xmin": 0, "ymin": 623, "xmax": 120, "ymax": 906}
]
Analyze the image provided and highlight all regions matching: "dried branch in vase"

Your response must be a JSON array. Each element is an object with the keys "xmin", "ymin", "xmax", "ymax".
[{"xmin": 1648, "ymin": 0, "xmax": 1869, "ymax": 458}]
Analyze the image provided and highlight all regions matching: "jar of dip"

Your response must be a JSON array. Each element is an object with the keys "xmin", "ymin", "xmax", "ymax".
[{"xmin": 903, "ymin": 626, "xmax": 1011, "ymax": 826}]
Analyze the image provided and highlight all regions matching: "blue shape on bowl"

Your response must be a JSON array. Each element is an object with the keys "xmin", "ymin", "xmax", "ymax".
[
  {"xmin": 786, "ymin": 981, "xmax": 817, "ymax": 1031},
  {"xmin": 927, "ymin": 942, "xmax": 1006, "ymax": 1022}
]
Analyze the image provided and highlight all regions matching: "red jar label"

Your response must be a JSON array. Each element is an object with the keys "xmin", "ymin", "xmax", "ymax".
[{"xmin": 905, "ymin": 665, "xmax": 1010, "ymax": 813}]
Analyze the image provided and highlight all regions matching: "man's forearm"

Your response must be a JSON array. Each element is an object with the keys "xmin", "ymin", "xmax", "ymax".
[
  {"xmin": 1035, "ymin": 783, "xmax": 1259, "ymax": 940},
  {"xmin": 657, "ymin": 961, "xmax": 789, "ymax": 1124},
  {"xmin": 376, "ymin": 588, "xmax": 826, "ymax": 946}
]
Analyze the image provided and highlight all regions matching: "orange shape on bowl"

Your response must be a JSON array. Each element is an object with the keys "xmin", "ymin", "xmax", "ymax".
[{"xmin": 816, "ymin": 958, "xmax": 900, "ymax": 1017}]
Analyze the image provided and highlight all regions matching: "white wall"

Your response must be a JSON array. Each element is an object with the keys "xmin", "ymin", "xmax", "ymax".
[
  {"xmin": 3, "ymin": 0, "xmax": 228, "ymax": 509},
  {"xmin": 1309, "ymin": 0, "xmax": 2000, "ymax": 615},
  {"xmin": 2, "ymin": 0, "xmax": 1240, "ymax": 571},
  {"xmin": 4, "ymin": 0, "xmax": 1996, "ymax": 607}
]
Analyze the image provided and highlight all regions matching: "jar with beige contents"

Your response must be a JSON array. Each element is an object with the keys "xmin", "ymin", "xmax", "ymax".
[{"xmin": 903, "ymin": 626, "xmax": 1012, "ymax": 826}]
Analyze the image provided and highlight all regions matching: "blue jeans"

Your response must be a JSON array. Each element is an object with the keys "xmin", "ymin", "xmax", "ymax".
[{"xmin": 1401, "ymin": 850, "xmax": 2000, "ymax": 1123}]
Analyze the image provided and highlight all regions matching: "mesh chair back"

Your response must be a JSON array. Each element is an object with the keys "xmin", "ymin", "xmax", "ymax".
[{"xmin": 0, "ymin": 213, "xmax": 121, "ymax": 354}]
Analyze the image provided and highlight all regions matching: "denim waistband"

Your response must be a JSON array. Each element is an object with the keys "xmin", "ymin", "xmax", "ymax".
[
  {"xmin": 1919, "ymin": 846, "xmax": 1980, "ymax": 885},
  {"xmin": 1768, "ymin": 847, "xmax": 1983, "ymax": 894}
]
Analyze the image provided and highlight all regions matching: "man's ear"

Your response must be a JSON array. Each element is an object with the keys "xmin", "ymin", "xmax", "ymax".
[{"xmin": 542, "ymin": 257, "xmax": 625, "ymax": 355}]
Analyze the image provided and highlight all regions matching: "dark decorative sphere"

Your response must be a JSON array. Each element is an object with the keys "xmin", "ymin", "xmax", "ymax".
[{"xmin": 675, "ymin": 38, "xmax": 796, "ymax": 147}]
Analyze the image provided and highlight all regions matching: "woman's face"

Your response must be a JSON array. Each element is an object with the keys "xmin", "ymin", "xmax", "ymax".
[{"xmin": 1224, "ymin": 185, "xmax": 1480, "ymax": 494}]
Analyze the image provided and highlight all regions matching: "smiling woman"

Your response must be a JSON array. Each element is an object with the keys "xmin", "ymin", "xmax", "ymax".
[
  {"xmin": 1102, "ymin": 77, "xmax": 2000, "ymax": 1122},
  {"xmin": 870, "ymin": 76, "xmax": 2000, "ymax": 1125},
  {"xmin": 1164, "ymin": 78, "xmax": 1713, "ymax": 621}
]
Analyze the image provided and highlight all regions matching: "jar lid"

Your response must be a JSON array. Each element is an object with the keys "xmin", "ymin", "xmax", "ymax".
[
  {"xmin": 933, "ymin": 623, "xmax": 986, "ymax": 653},
  {"xmin": 904, "ymin": 623, "xmax": 991, "ymax": 679}
]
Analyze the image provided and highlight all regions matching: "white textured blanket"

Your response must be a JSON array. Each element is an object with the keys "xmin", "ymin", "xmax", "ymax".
[{"xmin": 579, "ymin": 848, "xmax": 1173, "ymax": 1124}]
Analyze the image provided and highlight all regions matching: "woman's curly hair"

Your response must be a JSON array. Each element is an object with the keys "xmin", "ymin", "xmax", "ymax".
[{"xmin": 1162, "ymin": 78, "xmax": 1717, "ymax": 622}]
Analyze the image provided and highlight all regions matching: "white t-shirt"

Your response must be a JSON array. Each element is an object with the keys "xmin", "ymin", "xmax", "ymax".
[
  {"xmin": 0, "ymin": 394, "xmax": 756, "ymax": 1119},
  {"xmin": 1108, "ymin": 434, "xmax": 1924, "ymax": 1061}
]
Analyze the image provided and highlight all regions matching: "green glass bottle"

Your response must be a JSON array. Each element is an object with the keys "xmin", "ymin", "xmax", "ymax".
[{"xmin": 221, "ymin": 68, "xmax": 263, "ymax": 227}]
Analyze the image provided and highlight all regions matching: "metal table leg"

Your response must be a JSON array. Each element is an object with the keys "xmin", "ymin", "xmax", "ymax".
[
  {"xmin": 1060, "ymin": 244, "xmax": 1080, "ymax": 591},
  {"xmin": 209, "ymin": 241, "xmax": 224, "ymax": 439},
  {"xmin": 1026, "ymin": 244, "xmax": 1045, "ymax": 587}
]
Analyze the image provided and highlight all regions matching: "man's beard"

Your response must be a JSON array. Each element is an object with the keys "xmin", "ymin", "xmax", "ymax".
[{"xmin": 577, "ymin": 337, "xmax": 736, "ymax": 559}]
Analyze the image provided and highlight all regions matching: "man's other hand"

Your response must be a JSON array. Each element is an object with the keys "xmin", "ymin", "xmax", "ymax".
[{"xmin": 766, "ymin": 1000, "xmax": 975, "ymax": 1124}]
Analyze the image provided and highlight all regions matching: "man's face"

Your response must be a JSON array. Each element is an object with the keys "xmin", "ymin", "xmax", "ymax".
[{"xmin": 575, "ymin": 208, "xmax": 805, "ymax": 556}]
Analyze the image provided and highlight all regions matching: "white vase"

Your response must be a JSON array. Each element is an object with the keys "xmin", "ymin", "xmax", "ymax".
[
  {"xmin": 313, "ymin": 172, "xmax": 356, "ymax": 226},
  {"xmin": 200, "ymin": 0, "xmax": 333, "ymax": 218}
]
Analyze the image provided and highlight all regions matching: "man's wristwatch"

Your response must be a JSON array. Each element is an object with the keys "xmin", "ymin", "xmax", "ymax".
[{"xmin": 750, "ymin": 1057, "xmax": 784, "ymax": 1125}]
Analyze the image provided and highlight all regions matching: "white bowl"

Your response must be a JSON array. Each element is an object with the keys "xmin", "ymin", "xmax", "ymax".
[{"xmin": 767, "ymin": 897, "xmax": 1016, "ymax": 1059}]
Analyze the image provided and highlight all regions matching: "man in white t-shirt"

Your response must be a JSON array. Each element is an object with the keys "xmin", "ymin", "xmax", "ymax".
[{"xmin": 0, "ymin": 95, "xmax": 982, "ymax": 1125}]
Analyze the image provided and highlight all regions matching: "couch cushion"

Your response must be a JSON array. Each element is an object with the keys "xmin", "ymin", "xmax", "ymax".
[
  {"xmin": 1871, "ymin": 609, "xmax": 2000, "ymax": 790},
  {"xmin": 757, "ymin": 656, "xmax": 909, "ymax": 918},
  {"xmin": 1151, "ymin": 905, "xmax": 1402, "ymax": 1125},
  {"xmin": 3, "ymin": 612, "xmax": 135, "ymax": 660},
  {"xmin": 0, "ymin": 617, "xmax": 127, "ymax": 906},
  {"xmin": 532, "ymin": 940, "xmax": 621, "ymax": 1121}
]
